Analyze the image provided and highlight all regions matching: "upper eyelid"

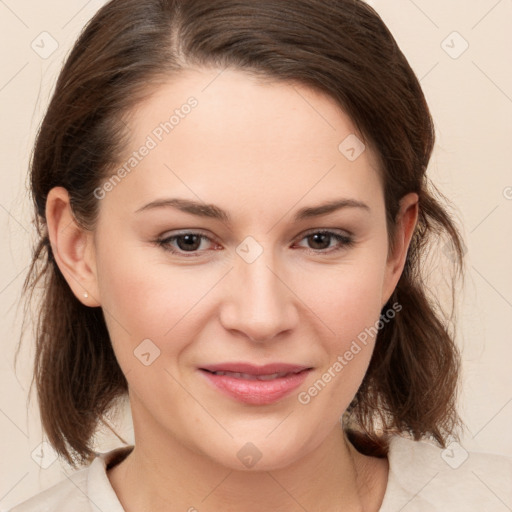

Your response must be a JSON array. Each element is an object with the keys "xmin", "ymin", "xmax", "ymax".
[{"xmin": 299, "ymin": 227, "xmax": 353, "ymax": 238}]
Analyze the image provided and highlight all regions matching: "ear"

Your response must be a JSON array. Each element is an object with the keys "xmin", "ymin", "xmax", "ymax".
[
  {"xmin": 381, "ymin": 192, "xmax": 419, "ymax": 308},
  {"xmin": 45, "ymin": 186, "xmax": 100, "ymax": 307}
]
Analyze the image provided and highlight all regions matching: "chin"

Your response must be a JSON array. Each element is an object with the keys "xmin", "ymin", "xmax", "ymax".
[{"xmin": 202, "ymin": 435, "xmax": 308, "ymax": 473}]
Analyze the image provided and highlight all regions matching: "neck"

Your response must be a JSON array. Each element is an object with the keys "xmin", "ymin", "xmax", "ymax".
[{"xmin": 107, "ymin": 403, "xmax": 388, "ymax": 512}]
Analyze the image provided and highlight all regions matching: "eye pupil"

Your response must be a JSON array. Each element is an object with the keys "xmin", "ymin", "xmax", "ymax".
[
  {"xmin": 177, "ymin": 234, "xmax": 201, "ymax": 251},
  {"xmin": 309, "ymin": 233, "xmax": 330, "ymax": 250}
]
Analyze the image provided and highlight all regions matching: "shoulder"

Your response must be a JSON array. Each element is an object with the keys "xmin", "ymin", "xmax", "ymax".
[
  {"xmin": 7, "ymin": 446, "xmax": 133, "ymax": 512},
  {"xmin": 7, "ymin": 467, "xmax": 91, "ymax": 512},
  {"xmin": 380, "ymin": 435, "xmax": 512, "ymax": 511}
]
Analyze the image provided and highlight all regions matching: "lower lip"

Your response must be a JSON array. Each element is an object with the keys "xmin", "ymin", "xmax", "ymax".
[{"xmin": 199, "ymin": 369, "xmax": 311, "ymax": 405}]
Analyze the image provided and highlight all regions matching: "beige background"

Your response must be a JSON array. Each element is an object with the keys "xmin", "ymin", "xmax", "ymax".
[{"xmin": 1, "ymin": 0, "xmax": 511, "ymax": 508}]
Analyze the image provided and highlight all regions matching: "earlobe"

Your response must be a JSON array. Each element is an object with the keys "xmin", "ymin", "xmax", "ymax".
[
  {"xmin": 381, "ymin": 192, "xmax": 419, "ymax": 308},
  {"xmin": 45, "ymin": 186, "xmax": 100, "ymax": 307}
]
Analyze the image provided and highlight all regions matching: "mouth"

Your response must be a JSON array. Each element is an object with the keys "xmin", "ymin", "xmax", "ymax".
[
  {"xmin": 201, "ymin": 369, "xmax": 303, "ymax": 380},
  {"xmin": 199, "ymin": 362, "xmax": 311, "ymax": 376},
  {"xmin": 198, "ymin": 363, "xmax": 313, "ymax": 405}
]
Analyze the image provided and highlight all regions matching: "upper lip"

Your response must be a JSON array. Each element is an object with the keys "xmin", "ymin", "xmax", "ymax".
[{"xmin": 199, "ymin": 362, "xmax": 312, "ymax": 376}]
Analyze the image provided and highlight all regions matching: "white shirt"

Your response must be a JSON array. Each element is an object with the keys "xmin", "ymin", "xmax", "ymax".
[{"xmin": 8, "ymin": 435, "xmax": 512, "ymax": 511}]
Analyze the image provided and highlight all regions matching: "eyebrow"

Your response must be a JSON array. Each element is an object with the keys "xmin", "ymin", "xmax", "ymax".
[{"xmin": 135, "ymin": 197, "xmax": 370, "ymax": 222}]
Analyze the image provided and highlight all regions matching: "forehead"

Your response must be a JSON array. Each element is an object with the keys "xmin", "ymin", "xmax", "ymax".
[{"xmin": 104, "ymin": 68, "xmax": 383, "ymax": 216}]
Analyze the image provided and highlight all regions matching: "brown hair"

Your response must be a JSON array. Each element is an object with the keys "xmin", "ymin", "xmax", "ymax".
[{"xmin": 19, "ymin": 0, "xmax": 465, "ymax": 467}]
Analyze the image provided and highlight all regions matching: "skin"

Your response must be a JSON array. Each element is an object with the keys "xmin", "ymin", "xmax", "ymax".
[{"xmin": 46, "ymin": 67, "xmax": 418, "ymax": 512}]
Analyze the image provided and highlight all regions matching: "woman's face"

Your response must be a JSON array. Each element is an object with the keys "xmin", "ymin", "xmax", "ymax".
[{"xmin": 87, "ymin": 68, "xmax": 415, "ymax": 470}]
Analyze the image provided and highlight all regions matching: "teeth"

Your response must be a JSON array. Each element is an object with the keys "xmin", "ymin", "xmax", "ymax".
[{"xmin": 212, "ymin": 371, "xmax": 289, "ymax": 380}]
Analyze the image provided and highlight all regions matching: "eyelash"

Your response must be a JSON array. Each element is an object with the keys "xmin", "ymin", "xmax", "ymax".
[{"xmin": 155, "ymin": 229, "xmax": 354, "ymax": 258}]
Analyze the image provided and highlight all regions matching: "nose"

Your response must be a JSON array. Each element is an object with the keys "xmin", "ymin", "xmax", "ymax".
[{"xmin": 219, "ymin": 247, "xmax": 299, "ymax": 343}]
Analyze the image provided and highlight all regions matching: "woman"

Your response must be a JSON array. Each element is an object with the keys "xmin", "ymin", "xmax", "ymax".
[{"xmin": 11, "ymin": 0, "xmax": 512, "ymax": 510}]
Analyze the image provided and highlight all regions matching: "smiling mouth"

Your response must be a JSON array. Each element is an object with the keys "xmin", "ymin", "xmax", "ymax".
[
  {"xmin": 201, "ymin": 369, "xmax": 308, "ymax": 381},
  {"xmin": 198, "ymin": 367, "xmax": 313, "ymax": 405}
]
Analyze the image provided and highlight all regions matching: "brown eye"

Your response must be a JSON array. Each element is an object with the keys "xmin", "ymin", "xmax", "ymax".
[
  {"xmin": 156, "ymin": 231, "xmax": 217, "ymax": 256},
  {"xmin": 307, "ymin": 232, "xmax": 332, "ymax": 250},
  {"xmin": 296, "ymin": 230, "xmax": 354, "ymax": 254},
  {"xmin": 175, "ymin": 234, "xmax": 202, "ymax": 251}
]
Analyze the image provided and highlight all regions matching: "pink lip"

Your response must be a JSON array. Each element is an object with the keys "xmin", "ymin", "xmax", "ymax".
[
  {"xmin": 200, "ymin": 362, "xmax": 310, "ymax": 375},
  {"xmin": 198, "ymin": 362, "xmax": 312, "ymax": 405}
]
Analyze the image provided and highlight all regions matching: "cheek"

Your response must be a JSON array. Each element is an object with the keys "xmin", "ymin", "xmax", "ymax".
[
  {"xmin": 294, "ymin": 252, "xmax": 387, "ymax": 406},
  {"xmin": 300, "ymin": 255, "xmax": 387, "ymax": 342},
  {"xmin": 94, "ymin": 239, "xmax": 173, "ymax": 347},
  {"xmin": 94, "ymin": 236, "xmax": 225, "ymax": 369}
]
